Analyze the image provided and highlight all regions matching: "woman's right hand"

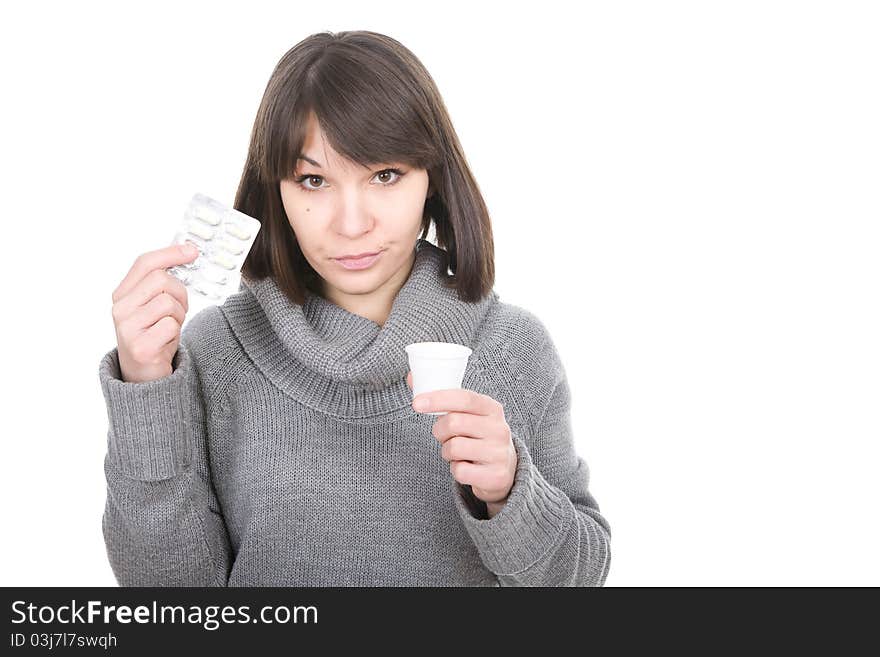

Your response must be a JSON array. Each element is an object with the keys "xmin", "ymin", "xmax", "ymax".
[{"xmin": 111, "ymin": 243, "xmax": 200, "ymax": 383}]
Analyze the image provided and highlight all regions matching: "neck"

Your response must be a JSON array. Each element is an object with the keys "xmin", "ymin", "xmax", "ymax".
[{"xmin": 321, "ymin": 248, "xmax": 416, "ymax": 327}]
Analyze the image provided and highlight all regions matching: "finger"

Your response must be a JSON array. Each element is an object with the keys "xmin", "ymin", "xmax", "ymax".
[
  {"xmin": 413, "ymin": 388, "xmax": 501, "ymax": 417},
  {"xmin": 128, "ymin": 291, "xmax": 186, "ymax": 333},
  {"xmin": 116, "ymin": 268, "xmax": 189, "ymax": 319},
  {"xmin": 406, "ymin": 371, "xmax": 413, "ymax": 389},
  {"xmin": 441, "ymin": 436, "xmax": 490, "ymax": 463},
  {"xmin": 432, "ymin": 411, "xmax": 498, "ymax": 444},
  {"xmin": 141, "ymin": 315, "xmax": 182, "ymax": 352},
  {"xmin": 449, "ymin": 460, "xmax": 480, "ymax": 487},
  {"xmin": 113, "ymin": 243, "xmax": 199, "ymax": 304}
]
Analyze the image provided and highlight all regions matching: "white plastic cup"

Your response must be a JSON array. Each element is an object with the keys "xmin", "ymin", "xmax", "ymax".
[{"xmin": 405, "ymin": 342, "xmax": 473, "ymax": 416}]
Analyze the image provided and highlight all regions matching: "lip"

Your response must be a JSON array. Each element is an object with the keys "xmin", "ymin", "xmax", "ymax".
[
  {"xmin": 336, "ymin": 251, "xmax": 380, "ymax": 260},
  {"xmin": 334, "ymin": 250, "xmax": 383, "ymax": 270}
]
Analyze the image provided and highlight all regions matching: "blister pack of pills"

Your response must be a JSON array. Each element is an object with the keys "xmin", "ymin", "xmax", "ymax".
[{"xmin": 166, "ymin": 193, "xmax": 261, "ymax": 303}]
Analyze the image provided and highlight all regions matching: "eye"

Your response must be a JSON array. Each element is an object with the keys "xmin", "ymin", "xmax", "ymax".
[
  {"xmin": 294, "ymin": 174, "xmax": 327, "ymax": 192},
  {"xmin": 373, "ymin": 168, "xmax": 405, "ymax": 186},
  {"xmin": 292, "ymin": 168, "xmax": 406, "ymax": 193}
]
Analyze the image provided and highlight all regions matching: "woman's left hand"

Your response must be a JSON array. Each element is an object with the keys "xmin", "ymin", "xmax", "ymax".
[{"xmin": 407, "ymin": 372, "xmax": 517, "ymax": 517}]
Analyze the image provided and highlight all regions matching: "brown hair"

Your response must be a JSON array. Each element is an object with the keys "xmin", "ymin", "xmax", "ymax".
[{"xmin": 234, "ymin": 30, "xmax": 494, "ymax": 306}]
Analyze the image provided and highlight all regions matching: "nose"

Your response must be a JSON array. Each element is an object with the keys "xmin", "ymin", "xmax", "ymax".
[{"xmin": 332, "ymin": 189, "xmax": 375, "ymax": 239}]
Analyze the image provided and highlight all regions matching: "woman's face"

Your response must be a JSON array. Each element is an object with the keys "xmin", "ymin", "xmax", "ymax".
[{"xmin": 279, "ymin": 113, "xmax": 432, "ymax": 300}]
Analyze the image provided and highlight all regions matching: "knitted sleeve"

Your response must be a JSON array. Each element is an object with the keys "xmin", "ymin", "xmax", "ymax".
[
  {"xmin": 97, "ymin": 318, "xmax": 233, "ymax": 586},
  {"xmin": 454, "ymin": 307, "xmax": 612, "ymax": 586}
]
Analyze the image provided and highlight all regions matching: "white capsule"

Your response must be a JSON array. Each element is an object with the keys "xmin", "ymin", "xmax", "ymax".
[
  {"xmin": 217, "ymin": 237, "xmax": 244, "ymax": 255},
  {"xmin": 191, "ymin": 203, "xmax": 222, "ymax": 226},
  {"xmin": 224, "ymin": 222, "xmax": 251, "ymax": 240},
  {"xmin": 167, "ymin": 266, "xmax": 192, "ymax": 284},
  {"xmin": 208, "ymin": 252, "xmax": 237, "ymax": 270},
  {"xmin": 199, "ymin": 267, "xmax": 228, "ymax": 284},
  {"xmin": 186, "ymin": 222, "xmax": 215, "ymax": 240},
  {"xmin": 193, "ymin": 281, "xmax": 222, "ymax": 299}
]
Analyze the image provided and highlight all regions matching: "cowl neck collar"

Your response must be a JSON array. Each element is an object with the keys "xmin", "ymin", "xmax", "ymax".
[{"xmin": 219, "ymin": 239, "xmax": 498, "ymax": 418}]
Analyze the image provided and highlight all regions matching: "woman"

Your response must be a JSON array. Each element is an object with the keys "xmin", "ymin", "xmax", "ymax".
[{"xmin": 99, "ymin": 30, "xmax": 611, "ymax": 586}]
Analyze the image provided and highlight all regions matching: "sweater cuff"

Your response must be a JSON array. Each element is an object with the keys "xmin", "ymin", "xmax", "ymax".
[
  {"xmin": 97, "ymin": 345, "xmax": 193, "ymax": 481},
  {"xmin": 453, "ymin": 432, "xmax": 574, "ymax": 576}
]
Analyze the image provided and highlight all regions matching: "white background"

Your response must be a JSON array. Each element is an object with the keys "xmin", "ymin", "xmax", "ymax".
[{"xmin": 2, "ymin": 0, "xmax": 878, "ymax": 586}]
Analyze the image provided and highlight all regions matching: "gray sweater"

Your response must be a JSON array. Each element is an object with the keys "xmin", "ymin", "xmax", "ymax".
[{"xmin": 98, "ymin": 239, "xmax": 611, "ymax": 586}]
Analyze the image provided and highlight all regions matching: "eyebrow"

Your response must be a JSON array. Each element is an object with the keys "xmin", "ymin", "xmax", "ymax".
[{"xmin": 297, "ymin": 154, "xmax": 322, "ymax": 168}]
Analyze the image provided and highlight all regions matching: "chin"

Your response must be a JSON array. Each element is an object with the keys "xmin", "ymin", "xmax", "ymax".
[
  {"xmin": 324, "ymin": 265, "xmax": 386, "ymax": 292},
  {"xmin": 332, "ymin": 278, "xmax": 383, "ymax": 294}
]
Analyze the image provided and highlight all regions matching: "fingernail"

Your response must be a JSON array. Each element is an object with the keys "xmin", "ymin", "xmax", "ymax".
[
  {"xmin": 412, "ymin": 396, "xmax": 429, "ymax": 411},
  {"xmin": 182, "ymin": 243, "xmax": 198, "ymax": 257}
]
